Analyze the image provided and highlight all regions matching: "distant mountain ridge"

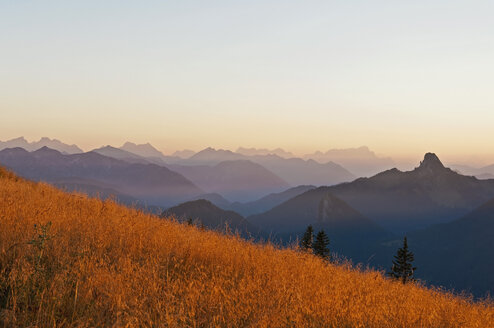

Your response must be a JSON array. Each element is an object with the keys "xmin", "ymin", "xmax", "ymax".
[
  {"xmin": 236, "ymin": 147, "xmax": 294, "ymax": 158},
  {"xmin": 120, "ymin": 142, "xmax": 166, "ymax": 159},
  {"xmin": 0, "ymin": 137, "xmax": 83, "ymax": 154},
  {"xmin": 305, "ymin": 146, "xmax": 395, "ymax": 177}
]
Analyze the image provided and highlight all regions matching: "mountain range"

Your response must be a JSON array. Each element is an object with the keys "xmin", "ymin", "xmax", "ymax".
[
  {"xmin": 249, "ymin": 153, "xmax": 494, "ymax": 236},
  {"xmin": 236, "ymin": 147, "xmax": 294, "ymax": 158},
  {"xmin": 0, "ymin": 147, "xmax": 203, "ymax": 207}
]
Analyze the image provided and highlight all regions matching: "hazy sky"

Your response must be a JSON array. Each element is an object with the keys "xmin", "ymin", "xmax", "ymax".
[{"xmin": 1, "ymin": 1, "xmax": 493, "ymax": 163}]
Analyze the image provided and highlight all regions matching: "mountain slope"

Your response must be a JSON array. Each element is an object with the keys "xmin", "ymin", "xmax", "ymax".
[
  {"xmin": 0, "ymin": 166, "xmax": 492, "ymax": 327},
  {"xmin": 163, "ymin": 199, "xmax": 258, "ymax": 236},
  {"xmin": 168, "ymin": 160, "xmax": 290, "ymax": 201},
  {"xmin": 0, "ymin": 147, "xmax": 203, "ymax": 206}
]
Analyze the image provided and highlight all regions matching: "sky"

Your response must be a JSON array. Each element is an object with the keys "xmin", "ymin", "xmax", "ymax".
[{"xmin": 1, "ymin": 1, "xmax": 494, "ymax": 165}]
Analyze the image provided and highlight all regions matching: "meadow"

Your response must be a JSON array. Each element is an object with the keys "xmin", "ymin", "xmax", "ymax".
[{"xmin": 0, "ymin": 166, "xmax": 493, "ymax": 327}]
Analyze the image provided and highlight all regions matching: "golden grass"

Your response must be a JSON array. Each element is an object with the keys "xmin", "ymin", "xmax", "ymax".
[{"xmin": 0, "ymin": 167, "xmax": 493, "ymax": 327}]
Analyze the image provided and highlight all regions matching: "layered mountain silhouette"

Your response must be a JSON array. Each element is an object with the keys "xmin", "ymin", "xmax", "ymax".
[
  {"xmin": 305, "ymin": 146, "xmax": 395, "ymax": 177},
  {"xmin": 168, "ymin": 160, "xmax": 289, "ymax": 201},
  {"xmin": 246, "ymin": 153, "xmax": 494, "ymax": 272},
  {"xmin": 0, "ymin": 147, "xmax": 202, "ymax": 207},
  {"xmin": 185, "ymin": 185, "xmax": 316, "ymax": 217},
  {"xmin": 162, "ymin": 199, "xmax": 258, "ymax": 236},
  {"xmin": 0, "ymin": 137, "xmax": 83, "ymax": 154},
  {"xmin": 182, "ymin": 147, "xmax": 355, "ymax": 186}
]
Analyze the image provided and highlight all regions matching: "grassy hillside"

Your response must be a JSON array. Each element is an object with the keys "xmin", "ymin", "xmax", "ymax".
[{"xmin": 0, "ymin": 167, "xmax": 493, "ymax": 327}]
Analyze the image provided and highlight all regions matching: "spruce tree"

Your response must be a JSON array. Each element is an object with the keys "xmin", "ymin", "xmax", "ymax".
[
  {"xmin": 388, "ymin": 236, "xmax": 416, "ymax": 284},
  {"xmin": 313, "ymin": 230, "xmax": 330, "ymax": 260},
  {"xmin": 300, "ymin": 225, "xmax": 314, "ymax": 251}
]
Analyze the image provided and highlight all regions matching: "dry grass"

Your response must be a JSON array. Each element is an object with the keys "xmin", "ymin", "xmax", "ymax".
[{"xmin": 0, "ymin": 167, "xmax": 493, "ymax": 327}]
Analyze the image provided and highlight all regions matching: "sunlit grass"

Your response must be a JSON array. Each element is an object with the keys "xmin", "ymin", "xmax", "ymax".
[{"xmin": 0, "ymin": 167, "xmax": 492, "ymax": 327}]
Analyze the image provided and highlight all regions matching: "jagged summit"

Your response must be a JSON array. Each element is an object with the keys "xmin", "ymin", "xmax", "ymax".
[{"xmin": 418, "ymin": 153, "xmax": 445, "ymax": 171}]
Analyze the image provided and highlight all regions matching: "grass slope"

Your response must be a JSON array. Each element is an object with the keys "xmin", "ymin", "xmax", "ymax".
[{"xmin": 0, "ymin": 167, "xmax": 493, "ymax": 327}]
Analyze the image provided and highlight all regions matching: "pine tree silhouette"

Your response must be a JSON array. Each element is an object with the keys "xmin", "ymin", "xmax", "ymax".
[
  {"xmin": 313, "ymin": 230, "xmax": 330, "ymax": 260},
  {"xmin": 300, "ymin": 225, "xmax": 314, "ymax": 251},
  {"xmin": 388, "ymin": 236, "xmax": 416, "ymax": 284}
]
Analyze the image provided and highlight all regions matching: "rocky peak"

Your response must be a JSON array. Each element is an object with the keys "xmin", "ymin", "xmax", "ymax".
[{"xmin": 417, "ymin": 153, "xmax": 446, "ymax": 172}]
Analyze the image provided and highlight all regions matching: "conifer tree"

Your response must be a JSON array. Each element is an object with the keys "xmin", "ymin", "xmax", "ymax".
[
  {"xmin": 300, "ymin": 225, "xmax": 314, "ymax": 251},
  {"xmin": 313, "ymin": 230, "xmax": 330, "ymax": 260},
  {"xmin": 388, "ymin": 236, "xmax": 416, "ymax": 284}
]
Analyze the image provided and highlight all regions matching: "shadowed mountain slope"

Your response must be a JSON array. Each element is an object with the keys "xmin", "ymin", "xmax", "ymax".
[
  {"xmin": 249, "ymin": 188, "xmax": 392, "ymax": 263},
  {"xmin": 406, "ymin": 198, "xmax": 494, "ymax": 297}
]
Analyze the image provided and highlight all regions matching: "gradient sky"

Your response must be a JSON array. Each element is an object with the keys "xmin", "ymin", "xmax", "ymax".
[{"xmin": 1, "ymin": 1, "xmax": 493, "ymax": 164}]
